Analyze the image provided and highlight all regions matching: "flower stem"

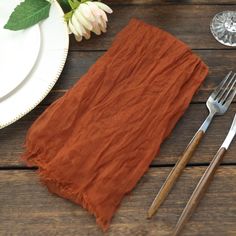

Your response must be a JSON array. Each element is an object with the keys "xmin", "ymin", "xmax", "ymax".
[{"xmin": 68, "ymin": 0, "xmax": 80, "ymax": 10}]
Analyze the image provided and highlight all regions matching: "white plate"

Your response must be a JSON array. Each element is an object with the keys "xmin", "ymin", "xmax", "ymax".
[
  {"xmin": 0, "ymin": 0, "xmax": 41, "ymax": 98},
  {"xmin": 0, "ymin": 0, "xmax": 69, "ymax": 129}
]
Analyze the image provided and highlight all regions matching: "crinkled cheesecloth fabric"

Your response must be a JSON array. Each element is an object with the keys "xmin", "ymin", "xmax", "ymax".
[{"xmin": 22, "ymin": 19, "xmax": 208, "ymax": 231}]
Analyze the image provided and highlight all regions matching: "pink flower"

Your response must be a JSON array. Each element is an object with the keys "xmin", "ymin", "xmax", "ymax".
[{"xmin": 67, "ymin": 1, "xmax": 113, "ymax": 42}]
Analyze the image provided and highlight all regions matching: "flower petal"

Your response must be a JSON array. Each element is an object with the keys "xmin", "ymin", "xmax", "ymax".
[
  {"xmin": 75, "ymin": 34, "xmax": 82, "ymax": 42},
  {"xmin": 94, "ymin": 2, "xmax": 113, "ymax": 14},
  {"xmin": 78, "ymin": 5, "xmax": 96, "ymax": 23},
  {"xmin": 69, "ymin": 19, "xmax": 80, "ymax": 36},
  {"xmin": 96, "ymin": 14, "xmax": 103, "ymax": 25},
  {"xmin": 79, "ymin": 3, "xmax": 93, "ymax": 19},
  {"xmin": 73, "ymin": 14, "xmax": 88, "ymax": 37},
  {"xmin": 84, "ymin": 29, "xmax": 91, "ymax": 40},
  {"xmin": 98, "ymin": 8, "xmax": 108, "ymax": 22},
  {"xmin": 87, "ymin": 2, "xmax": 108, "ymax": 23},
  {"xmin": 86, "ymin": 2, "xmax": 102, "ymax": 17},
  {"xmin": 91, "ymin": 21, "xmax": 101, "ymax": 35},
  {"xmin": 71, "ymin": 14, "xmax": 84, "ymax": 36},
  {"xmin": 99, "ymin": 23, "xmax": 106, "ymax": 33},
  {"xmin": 67, "ymin": 23, "xmax": 72, "ymax": 34},
  {"xmin": 74, "ymin": 9, "xmax": 93, "ymax": 31},
  {"xmin": 98, "ymin": 17, "xmax": 107, "ymax": 32}
]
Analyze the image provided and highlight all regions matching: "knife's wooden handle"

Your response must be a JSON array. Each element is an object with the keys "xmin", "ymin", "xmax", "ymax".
[
  {"xmin": 173, "ymin": 147, "xmax": 226, "ymax": 236},
  {"xmin": 147, "ymin": 130, "xmax": 204, "ymax": 219}
]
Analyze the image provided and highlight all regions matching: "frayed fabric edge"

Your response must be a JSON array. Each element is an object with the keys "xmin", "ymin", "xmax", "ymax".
[
  {"xmin": 21, "ymin": 150, "xmax": 110, "ymax": 231},
  {"xmin": 39, "ymin": 173, "xmax": 111, "ymax": 231},
  {"xmin": 21, "ymin": 147, "xmax": 111, "ymax": 232},
  {"xmin": 21, "ymin": 145, "xmax": 152, "ymax": 232}
]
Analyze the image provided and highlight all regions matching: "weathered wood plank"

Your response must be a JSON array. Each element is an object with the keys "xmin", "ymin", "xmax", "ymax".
[
  {"xmin": 0, "ymin": 104, "xmax": 235, "ymax": 167},
  {"xmin": 105, "ymin": 0, "xmax": 236, "ymax": 5},
  {"xmin": 0, "ymin": 167, "xmax": 235, "ymax": 235},
  {"xmin": 68, "ymin": 5, "xmax": 236, "ymax": 50},
  {"xmin": 38, "ymin": 50, "xmax": 236, "ymax": 106}
]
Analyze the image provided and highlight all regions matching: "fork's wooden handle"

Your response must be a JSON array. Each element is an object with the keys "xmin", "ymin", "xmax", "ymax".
[
  {"xmin": 173, "ymin": 147, "xmax": 226, "ymax": 236},
  {"xmin": 147, "ymin": 130, "xmax": 204, "ymax": 219}
]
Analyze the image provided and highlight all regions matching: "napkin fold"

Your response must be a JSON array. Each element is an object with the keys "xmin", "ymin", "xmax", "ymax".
[{"xmin": 22, "ymin": 19, "xmax": 208, "ymax": 231}]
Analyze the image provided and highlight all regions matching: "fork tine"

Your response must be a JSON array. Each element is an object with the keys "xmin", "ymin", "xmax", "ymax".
[
  {"xmin": 217, "ymin": 72, "xmax": 236, "ymax": 102},
  {"xmin": 223, "ymin": 87, "xmax": 236, "ymax": 108},
  {"xmin": 211, "ymin": 71, "xmax": 232, "ymax": 99},
  {"xmin": 221, "ymin": 73, "xmax": 236, "ymax": 104}
]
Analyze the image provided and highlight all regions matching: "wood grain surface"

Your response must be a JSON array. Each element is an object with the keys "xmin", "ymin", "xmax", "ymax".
[
  {"xmin": 105, "ymin": 0, "xmax": 236, "ymax": 5},
  {"xmin": 69, "ymin": 5, "xmax": 236, "ymax": 50},
  {"xmin": 1, "ymin": 1, "xmax": 236, "ymax": 235},
  {"xmin": 0, "ymin": 167, "xmax": 235, "ymax": 236}
]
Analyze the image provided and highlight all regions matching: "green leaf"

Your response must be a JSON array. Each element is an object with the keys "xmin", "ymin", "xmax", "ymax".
[
  {"xmin": 57, "ymin": 0, "xmax": 71, "ymax": 12},
  {"xmin": 4, "ymin": 0, "xmax": 51, "ymax": 31},
  {"xmin": 68, "ymin": 0, "xmax": 80, "ymax": 10}
]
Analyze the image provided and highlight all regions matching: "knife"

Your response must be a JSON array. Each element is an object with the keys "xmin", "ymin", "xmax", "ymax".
[{"xmin": 173, "ymin": 114, "xmax": 236, "ymax": 236}]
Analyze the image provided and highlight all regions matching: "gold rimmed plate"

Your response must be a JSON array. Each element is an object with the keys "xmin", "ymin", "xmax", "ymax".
[{"xmin": 0, "ymin": 0, "xmax": 69, "ymax": 129}]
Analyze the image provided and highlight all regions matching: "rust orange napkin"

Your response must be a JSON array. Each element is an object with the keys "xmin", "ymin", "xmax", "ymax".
[{"xmin": 22, "ymin": 19, "xmax": 208, "ymax": 231}]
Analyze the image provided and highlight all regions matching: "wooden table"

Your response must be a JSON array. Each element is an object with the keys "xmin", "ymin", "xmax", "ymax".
[{"xmin": 1, "ymin": 1, "xmax": 236, "ymax": 235}]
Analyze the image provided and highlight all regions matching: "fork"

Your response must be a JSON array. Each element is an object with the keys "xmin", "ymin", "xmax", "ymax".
[
  {"xmin": 147, "ymin": 71, "xmax": 236, "ymax": 219},
  {"xmin": 173, "ymin": 113, "xmax": 236, "ymax": 236}
]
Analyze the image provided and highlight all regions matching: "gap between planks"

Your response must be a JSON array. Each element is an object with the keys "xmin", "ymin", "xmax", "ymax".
[
  {"xmin": 68, "ymin": 48, "xmax": 236, "ymax": 52},
  {"xmin": 1, "ymin": 163, "xmax": 236, "ymax": 171},
  {"xmin": 101, "ymin": 0, "xmax": 236, "ymax": 6}
]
